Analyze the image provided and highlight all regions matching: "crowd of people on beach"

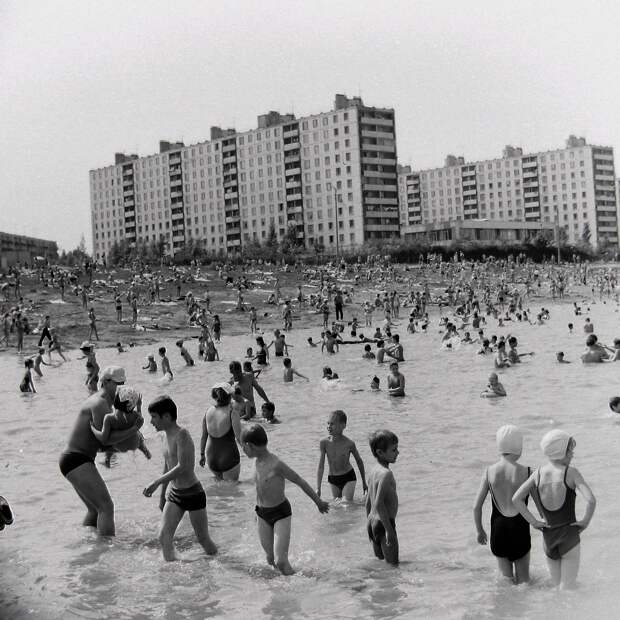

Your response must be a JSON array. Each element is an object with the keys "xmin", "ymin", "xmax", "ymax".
[{"xmin": 4, "ymin": 252, "xmax": 619, "ymax": 589}]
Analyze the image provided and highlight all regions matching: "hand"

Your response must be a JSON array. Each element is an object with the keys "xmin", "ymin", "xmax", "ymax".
[
  {"xmin": 477, "ymin": 530, "xmax": 488, "ymax": 545},
  {"xmin": 572, "ymin": 520, "xmax": 588, "ymax": 532},
  {"xmin": 532, "ymin": 519, "xmax": 547, "ymax": 530},
  {"xmin": 143, "ymin": 481, "xmax": 159, "ymax": 497},
  {"xmin": 199, "ymin": 455, "xmax": 206, "ymax": 468},
  {"xmin": 135, "ymin": 415, "xmax": 144, "ymax": 430},
  {"xmin": 317, "ymin": 499, "xmax": 330, "ymax": 514}
]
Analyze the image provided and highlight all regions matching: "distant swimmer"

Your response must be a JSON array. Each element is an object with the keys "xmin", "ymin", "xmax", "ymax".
[
  {"xmin": 556, "ymin": 352, "xmax": 571, "ymax": 364},
  {"xmin": 580, "ymin": 334, "xmax": 609, "ymax": 363},
  {"xmin": 387, "ymin": 362, "xmax": 405, "ymax": 397},
  {"xmin": 473, "ymin": 425, "xmax": 532, "ymax": 584},
  {"xmin": 481, "ymin": 373, "xmax": 506, "ymax": 398}
]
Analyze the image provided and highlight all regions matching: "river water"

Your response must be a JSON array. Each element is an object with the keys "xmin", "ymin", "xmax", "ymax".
[{"xmin": 1, "ymin": 300, "xmax": 619, "ymax": 619}]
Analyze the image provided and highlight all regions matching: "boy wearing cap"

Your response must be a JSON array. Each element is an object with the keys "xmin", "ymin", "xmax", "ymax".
[
  {"xmin": 473, "ymin": 425, "xmax": 532, "ymax": 584},
  {"xmin": 513, "ymin": 430, "xmax": 596, "ymax": 590}
]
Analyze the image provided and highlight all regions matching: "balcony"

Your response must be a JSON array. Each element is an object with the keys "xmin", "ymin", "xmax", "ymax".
[
  {"xmin": 225, "ymin": 226, "xmax": 241, "ymax": 235},
  {"xmin": 224, "ymin": 191, "xmax": 238, "ymax": 199},
  {"xmin": 283, "ymin": 129, "xmax": 299, "ymax": 139},
  {"xmin": 223, "ymin": 179, "xmax": 238, "ymax": 189},
  {"xmin": 171, "ymin": 212, "xmax": 184, "ymax": 222},
  {"xmin": 285, "ymin": 180, "xmax": 301, "ymax": 189},
  {"xmin": 284, "ymin": 141, "xmax": 300, "ymax": 152},
  {"xmin": 222, "ymin": 143, "xmax": 236, "ymax": 154},
  {"xmin": 227, "ymin": 238, "xmax": 241, "ymax": 247},
  {"xmin": 169, "ymin": 165, "xmax": 181, "ymax": 173},
  {"xmin": 364, "ymin": 183, "xmax": 397, "ymax": 192},
  {"xmin": 286, "ymin": 192, "xmax": 302, "ymax": 201},
  {"xmin": 223, "ymin": 155, "xmax": 237, "ymax": 165},
  {"xmin": 361, "ymin": 115, "xmax": 393, "ymax": 127},
  {"xmin": 223, "ymin": 165, "xmax": 237, "ymax": 175},
  {"xmin": 362, "ymin": 156, "xmax": 397, "ymax": 166},
  {"xmin": 225, "ymin": 215, "xmax": 240, "ymax": 224},
  {"xmin": 124, "ymin": 209, "xmax": 135, "ymax": 219},
  {"xmin": 284, "ymin": 154, "xmax": 301, "ymax": 164},
  {"xmin": 287, "ymin": 204, "xmax": 303, "ymax": 214},
  {"xmin": 172, "ymin": 233, "xmax": 184, "ymax": 242},
  {"xmin": 284, "ymin": 166, "xmax": 301, "ymax": 176},
  {"xmin": 123, "ymin": 190, "xmax": 134, "ymax": 197},
  {"xmin": 124, "ymin": 199, "xmax": 135, "ymax": 207},
  {"xmin": 361, "ymin": 129, "xmax": 394, "ymax": 140}
]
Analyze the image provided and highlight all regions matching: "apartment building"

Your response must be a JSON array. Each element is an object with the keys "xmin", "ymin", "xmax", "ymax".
[
  {"xmin": 0, "ymin": 231, "xmax": 58, "ymax": 269},
  {"xmin": 89, "ymin": 94, "xmax": 399, "ymax": 259},
  {"xmin": 398, "ymin": 136, "xmax": 618, "ymax": 249}
]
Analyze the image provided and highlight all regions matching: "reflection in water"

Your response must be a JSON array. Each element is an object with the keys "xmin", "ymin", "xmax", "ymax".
[{"xmin": 2, "ymin": 301, "xmax": 620, "ymax": 618}]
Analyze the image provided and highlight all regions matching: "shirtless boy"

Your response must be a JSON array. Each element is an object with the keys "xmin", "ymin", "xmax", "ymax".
[
  {"xmin": 282, "ymin": 357, "xmax": 309, "ymax": 382},
  {"xmin": 159, "ymin": 347, "xmax": 174, "ymax": 379},
  {"xmin": 366, "ymin": 430, "xmax": 399, "ymax": 565},
  {"xmin": 143, "ymin": 395, "xmax": 218, "ymax": 561},
  {"xmin": 387, "ymin": 362, "xmax": 405, "ymax": 397},
  {"xmin": 316, "ymin": 410, "xmax": 367, "ymax": 501},
  {"xmin": 241, "ymin": 424, "xmax": 329, "ymax": 575}
]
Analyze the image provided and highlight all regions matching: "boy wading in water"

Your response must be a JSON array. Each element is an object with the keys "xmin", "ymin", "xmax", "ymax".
[
  {"xmin": 366, "ymin": 430, "xmax": 399, "ymax": 565},
  {"xmin": 473, "ymin": 425, "xmax": 532, "ymax": 584},
  {"xmin": 143, "ymin": 395, "xmax": 217, "ymax": 561},
  {"xmin": 241, "ymin": 424, "xmax": 329, "ymax": 575},
  {"xmin": 317, "ymin": 410, "xmax": 367, "ymax": 501},
  {"xmin": 513, "ymin": 430, "xmax": 596, "ymax": 590}
]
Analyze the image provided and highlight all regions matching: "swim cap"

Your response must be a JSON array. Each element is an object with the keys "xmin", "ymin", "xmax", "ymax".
[
  {"xmin": 212, "ymin": 381, "xmax": 233, "ymax": 395},
  {"xmin": 114, "ymin": 386, "xmax": 141, "ymax": 412},
  {"xmin": 540, "ymin": 429, "xmax": 571, "ymax": 460},
  {"xmin": 496, "ymin": 425, "xmax": 523, "ymax": 455}
]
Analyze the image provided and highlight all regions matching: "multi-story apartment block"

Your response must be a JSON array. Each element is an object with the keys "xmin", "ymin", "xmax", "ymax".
[
  {"xmin": 89, "ymin": 94, "xmax": 399, "ymax": 259},
  {"xmin": 398, "ymin": 136, "xmax": 618, "ymax": 249}
]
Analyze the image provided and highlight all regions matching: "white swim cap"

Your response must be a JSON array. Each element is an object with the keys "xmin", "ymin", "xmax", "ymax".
[
  {"xmin": 540, "ymin": 429, "xmax": 571, "ymax": 460},
  {"xmin": 496, "ymin": 425, "xmax": 523, "ymax": 455}
]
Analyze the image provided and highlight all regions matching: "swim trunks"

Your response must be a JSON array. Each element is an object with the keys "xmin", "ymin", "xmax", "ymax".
[
  {"xmin": 533, "ymin": 467, "xmax": 581, "ymax": 560},
  {"xmin": 255, "ymin": 499, "xmax": 292, "ymax": 527},
  {"xmin": 327, "ymin": 468, "xmax": 357, "ymax": 491},
  {"xmin": 59, "ymin": 451, "xmax": 95, "ymax": 477},
  {"xmin": 367, "ymin": 517, "xmax": 396, "ymax": 545},
  {"xmin": 166, "ymin": 482, "xmax": 206, "ymax": 512},
  {"xmin": 274, "ymin": 352, "xmax": 284, "ymax": 357},
  {"xmin": 488, "ymin": 467, "xmax": 531, "ymax": 561},
  {"xmin": 206, "ymin": 410, "xmax": 240, "ymax": 473}
]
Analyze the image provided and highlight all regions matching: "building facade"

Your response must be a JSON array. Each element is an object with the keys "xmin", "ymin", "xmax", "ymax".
[
  {"xmin": 398, "ymin": 136, "xmax": 618, "ymax": 249},
  {"xmin": 89, "ymin": 95, "xmax": 399, "ymax": 259},
  {"xmin": 0, "ymin": 231, "xmax": 58, "ymax": 269}
]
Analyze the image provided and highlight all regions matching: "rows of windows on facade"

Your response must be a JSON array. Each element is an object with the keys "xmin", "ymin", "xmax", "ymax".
[{"xmin": 89, "ymin": 95, "xmax": 617, "ymax": 258}]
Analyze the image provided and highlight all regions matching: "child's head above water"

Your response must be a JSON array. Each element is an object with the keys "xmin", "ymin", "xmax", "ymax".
[
  {"xmin": 242, "ymin": 361, "xmax": 253, "ymax": 373},
  {"xmin": 371, "ymin": 376, "xmax": 380, "ymax": 390},
  {"xmin": 261, "ymin": 401, "xmax": 276, "ymax": 420},
  {"xmin": 283, "ymin": 357, "xmax": 292, "ymax": 368},
  {"xmin": 609, "ymin": 396, "xmax": 620, "ymax": 413},
  {"xmin": 158, "ymin": 347, "xmax": 166, "ymax": 356},
  {"xmin": 556, "ymin": 351, "xmax": 565, "ymax": 361}
]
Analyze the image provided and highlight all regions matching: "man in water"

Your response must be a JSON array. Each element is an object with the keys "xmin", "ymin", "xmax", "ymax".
[
  {"xmin": 229, "ymin": 360, "xmax": 271, "ymax": 418},
  {"xmin": 58, "ymin": 366, "xmax": 141, "ymax": 536}
]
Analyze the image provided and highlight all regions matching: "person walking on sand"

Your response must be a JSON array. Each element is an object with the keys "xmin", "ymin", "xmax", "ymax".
[{"xmin": 88, "ymin": 307, "xmax": 99, "ymax": 341}]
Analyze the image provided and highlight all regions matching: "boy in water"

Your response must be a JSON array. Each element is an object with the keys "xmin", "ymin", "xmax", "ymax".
[
  {"xmin": 33, "ymin": 347, "xmax": 49, "ymax": 377},
  {"xmin": 143, "ymin": 354, "xmax": 158, "ymax": 372},
  {"xmin": 282, "ymin": 357, "xmax": 309, "ymax": 382},
  {"xmin": 370, "ymin": 376, "xmax": 381, "ymax": 391},
  {"xmin": 143, "ymin": 395, "xmax": 218, "ymax": 561},
  {"xmin": 261, "ymin": 401, "xmax": 280, "ymax": 424},
  {"xmin": 316, "ymin": 410, "xmax": 367, "ymax": 501},
  {"xmin": 159, "ymin": 347, "xmax": 173, "ymax": 379},
  {"xmin": 20, "ymin": 359, "xmax": 36, "ymax": 393},
  {"xmin": 512, "ymin": 430, "xmax": 596, "ymax": 590},
  {"xmin": 556, "ymin": 351, "xmax": 570, "ymax": 364},
  {"xmin": 473, "ymin": 425, "xmax": 532, "ymax": 584},
  {"xmin": 481, "ymin": 373, "xmax": 506, "ymax": 397},
  {"xmin": 241, "ymin": 424, "xmax": 329, "ymax": 575},
  {"xmin": 232, "ymin": 386, "xmax": 253, "ymax": 420},
  {"xmin": 176, "ymin": 340, "xmax": 195, "ymax": 366},
  {"xmin": 387, "ymin": 362, "xmax": 405, "ymax": 397},
  {"xmin": 366, "ymin": 430, "xmax": 399, "ymax": 565}
]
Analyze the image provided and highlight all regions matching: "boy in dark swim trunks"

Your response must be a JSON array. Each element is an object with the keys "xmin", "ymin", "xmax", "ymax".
[
  {"xmin": 472, "ymin": 425, "xmax": 532, "ymax": 584},
  {"xmin": 316, "ymin": 410, "xmax": 367, "ymax": 501},
  {"xmin": 366, "ymin": 430, "xmax": 399, "ymax": 565},
  {"xmin": 241, "ymin": 424, "xmax": 329, "ymax": 575},
  {"xmin": 143, "ymin": 395, "xmax": 218, "ymax": 561}
]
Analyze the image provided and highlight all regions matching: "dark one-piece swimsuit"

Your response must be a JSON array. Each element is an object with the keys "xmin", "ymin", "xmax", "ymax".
[
  {"xmin": 206, "ymin": 409, "xmax": 240, "ymax": 474},
  {"xmin": 488, "ymin": 467, "xmax": 531, "ymax": 562},
  {"xmin": 532, "ymin": 467, "xmax": 581, "ymax": 560}
]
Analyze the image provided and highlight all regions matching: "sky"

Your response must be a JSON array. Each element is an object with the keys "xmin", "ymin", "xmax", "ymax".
[{"xmin": 1, "ymin": 0, "xmax": 619, "ymax": 252}]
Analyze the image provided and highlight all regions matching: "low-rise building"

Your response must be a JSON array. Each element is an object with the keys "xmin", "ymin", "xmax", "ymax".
[{"xmin": 0, "ymin": 231, "xmax": 58, "ymax": 269}]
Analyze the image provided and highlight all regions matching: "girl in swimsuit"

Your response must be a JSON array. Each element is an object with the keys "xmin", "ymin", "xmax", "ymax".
[
  {"xmin": 473, "ymin": 425, "xmax": 531, "ymax": 584},
  {"xmin": 513, "ymin": 430, "xmax": 596, "ymax": 590},
  {"xmin": 199, "ymin": 383, "xmax": 242, "ymax": 481}
]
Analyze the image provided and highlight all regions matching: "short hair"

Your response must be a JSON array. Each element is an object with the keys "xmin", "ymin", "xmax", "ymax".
[
  {"xmin": 389, "ymin": 361, "xmax": 399, "ymax": 369},
  {"xmin": 331, "ymin": 409, "xmax": 347, "ymax": 424},
  {"xmin": 241, "ymin": 424, "xmax": 268, "ymax": 446},
  {"xmin": 158, "ymin": 347, "xmax": 166, "ymax": 355},
  {"xmin": 586, "ymin": 334, "xmax": 597, "ymax": 347},
  {"xmin": 283, "ymin": 357, "xmax": 291, "ymax": 367},
  {"xmin": 261, "ymin": 401, "xmax": 275, "ymax": 416},
  {"xmin": 229, "ymin": 360, "xmax": 242, "ymax": 374},
  {"xmin": 148, "ymin": 395, "xmax": 177, "ymax": 420},
  {"xmin": 377, "ymin": 340, "xmax": 384, "ymax": 347},
  {"xmin": 242, "ymin": 361, "xmax": 253, "ymax": 372},
  {"xmin": 25, "ymin": 359, "xmax": 33, "ymax": 368},
  {"xmin": 212, "ymin": 387, "xmax": 232, "ymax": 406},
  {"xmin": 369, "ymin": 429, "xmax": 398, "ymax": 457},
  {"xmin": 557, "ymin": 351, "xmax": 564, "ymax": 356},
  {"xmin": 609, "ymin": 396, "xmax": 620, "ymax": 411}
]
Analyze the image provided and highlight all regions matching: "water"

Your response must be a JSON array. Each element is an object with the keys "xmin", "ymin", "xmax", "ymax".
[{"xmin": 2, "ymin": 300, "xmax": 620, "ymax": 619}]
